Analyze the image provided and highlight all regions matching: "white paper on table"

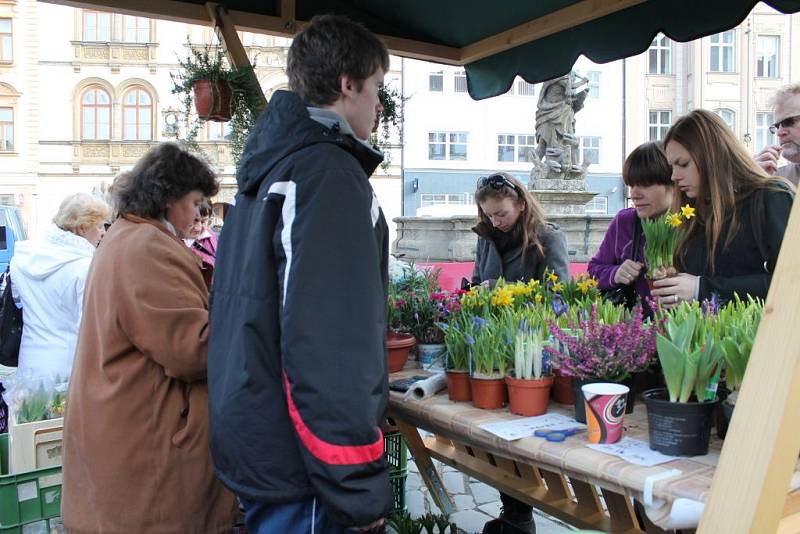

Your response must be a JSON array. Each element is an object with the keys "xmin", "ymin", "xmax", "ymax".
[
  {"xmin": 479, "ymin": 413, "xmax": 586, "ymax": 441},
  {"xmin": 586, "ymin": 437, "xmax": 678, "ymax": 466}
]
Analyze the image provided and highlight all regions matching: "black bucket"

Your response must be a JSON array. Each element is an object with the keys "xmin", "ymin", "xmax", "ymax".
[
  {"xmin": 572, "ymin": 377, "xmax": 636, "ymax": 424},
  {"xmin": 643, "ymin": 388, "xmax": 718, "ymax": 456}
]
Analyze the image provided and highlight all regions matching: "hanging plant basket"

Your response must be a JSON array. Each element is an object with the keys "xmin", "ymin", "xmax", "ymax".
[{"xmin": 193, "ymin": 80, "xmax": 232, "ymax": 122}]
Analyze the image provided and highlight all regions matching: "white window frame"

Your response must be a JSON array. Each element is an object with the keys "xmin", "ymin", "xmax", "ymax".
[
  {"xmin": 756, "ymin": 112, "xmax": 776, "ymax": 152},
  {"xmin": 427, "ymin": 131, "xmax": 468, "ymax": 161},
  {"xmin": 648, "ymin": 110, "xmax": 672, "ymax": 141},
  {"xmin": 420, "ymin": 193, "xmax": 473, "ymax": 207},
  {"xmin": 648, "ymin": 34, "xmax": 671, "ymax": 75},
  {"xmin": 0, "ymin": 19, "xmax": 12, "ymax": 63},
  {"xmin": 82, "ymin": 11, "xmax": 111, "ymax": 42},
  {"xmin": 454, "ymin": 70, "xmax": 468, "ymax": 93},
  {"xmin": 516, "ymin": 79, "xmax": 536, "ymax": 96},
  {"xmin": 428, "ymin": 71, "xmax": 443, "ymax": 92},
  {"xmin": 755, "ymin": 35, "xmax": 779, "ymax": 78},
  {"xmin": 497, "ymin": 133, "xmax": 536, "ymax": 163},
  {"xmin": 0, "ymin": 107, "xmax": 13, "ymax": 152},
  {"xmin": 580, "ymin": 136, "xmax": 600, "ymax": 165},
  {"xmin": 585, "ymin": 195, "xmax": 608, "ymax": 214},
  {"xmin": 714, "ymin": 108, "xmax": 736, "ymax": 133},
  {"xmin": 587, "ymin": 71, "xmax": 600, "ymax": 98},
  {"xmin": 123, "ymin": 15, "xmax": 150, "ymax": 43},
  {"xmin": 710, "ymin": 30, "xmax": 735, "ymax": 73}
]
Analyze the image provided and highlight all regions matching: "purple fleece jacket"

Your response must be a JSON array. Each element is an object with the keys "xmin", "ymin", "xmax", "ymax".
[{"xmin": 588, "ymin": 207, "xmax": 650, "ymax": 300}]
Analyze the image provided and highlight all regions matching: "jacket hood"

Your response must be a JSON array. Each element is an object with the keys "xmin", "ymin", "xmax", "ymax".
[
  {"xmin": 13, "ymin": 224, "xmax": 95, "ymax": 280},
  {"xmin": 236, "ymin": 90, "xmax": 384, "ymax": 194}
]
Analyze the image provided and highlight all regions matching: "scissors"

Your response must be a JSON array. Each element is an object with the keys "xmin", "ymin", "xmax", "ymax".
[{"xmin": 533, "ymin": 427, "xmax": 585, "ymax": 442}]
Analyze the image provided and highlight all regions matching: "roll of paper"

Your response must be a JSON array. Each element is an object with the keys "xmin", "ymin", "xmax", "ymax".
[{"xmin": 404, "ymin": 372, "xmax": 447, "ymax": 401}]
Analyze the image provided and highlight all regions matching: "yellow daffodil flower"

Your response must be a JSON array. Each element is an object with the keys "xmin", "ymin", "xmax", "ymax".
[
  {"xmin": 547, "ymin": 272, "xmax": 559, "ymax": 283},
  {"xmin": 552, "ymin": 282, "xmax": 564, "ymax": 292},
  {"xmin": 534, "ymin": 293, "xmax": 543, "ymax": 303},
  {"xmin": 668, "ymin": 214, "xmax": 683, "ymax": 228},
  {"xmin": 681, "ymin": 204, "xmax": 695, "ymax": 219},
  {"xmin": 577, "ymin": 280, "xmax": 591, "ymax": 294}
]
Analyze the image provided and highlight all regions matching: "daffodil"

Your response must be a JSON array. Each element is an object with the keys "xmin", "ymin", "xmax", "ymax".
[
  {"xmin": 552, "ymin": 282, "xmax": 564, "ymax": 293},
  {"xmin": 577, "ymin": 280, "xmax": 591, "ymax": 294},
  {"xmin": 527, "ymin": 279, "xmax": 541, "ymax": 290},
  {"xmin": 667, "ymin": 213, "xmax": 683, "ymax": 228},
  {"xmin": 548, "ymin": 272, "xmax": 559, "ymax": 283},
  {"xmin": 681, "ymin": 204, "xmax": 695, "ymax": 219},
  {"xmin": 534, "ymin": 293, "xmax": 543, "ymax": 303}
]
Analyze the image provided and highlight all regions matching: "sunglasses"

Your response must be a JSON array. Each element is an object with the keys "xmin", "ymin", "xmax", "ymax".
[
  {"xmin": 769, "ymin": 115, "xmax": 800, "ymax": 135},
  {"xmin": 477, "ymin": 174, "xmax": 517, "ymax": 192}
]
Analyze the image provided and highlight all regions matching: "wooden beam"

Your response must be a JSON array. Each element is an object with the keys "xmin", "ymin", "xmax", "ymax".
[
  {"xmin": 39, "ymin": 0, "xmax": 211, "ymax": 26},
  {"xmin": 280, "ymin": 0, "xmax": 295, "ymax": 32},
  {"xmin": 205, "ymin": 2, "xmax": 267, "ymax": 111},
  {"xmin": 698, "ymin": 199, "xmax": 800, "ymax": 531},
  {"xmin": 459, "ymin": 0, "xmax": 646, "ymax": 64}
]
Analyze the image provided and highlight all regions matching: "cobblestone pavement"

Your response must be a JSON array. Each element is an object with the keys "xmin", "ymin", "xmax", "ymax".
[{"xmin": 405, "ymin": 458, "xmax": 577, "ymax": 534}]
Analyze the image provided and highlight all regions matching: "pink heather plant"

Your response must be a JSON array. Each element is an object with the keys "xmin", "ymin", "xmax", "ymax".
[{"xmin": 548, "ymin": 304, "xmax": 656, "ymax": 381}]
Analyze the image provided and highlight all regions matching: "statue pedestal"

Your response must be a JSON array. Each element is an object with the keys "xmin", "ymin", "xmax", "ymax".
[{"xmin": 532, "ymin": 190, "xmax": 599, "ymax": 216}]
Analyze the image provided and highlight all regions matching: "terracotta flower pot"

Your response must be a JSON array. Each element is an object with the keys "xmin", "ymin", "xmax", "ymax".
[
  {"xmin": 505, "ymin": 375, "xmax": 554, "ymax": 416},
  {"xmin": 551, "ymin": 371, "xmax": 575, "ymax": 404},
  {"xmin": 470, "ymin": 376, "xmax": 507, "ymax": 410},
  {"xmin": 446, "ymin": 370, "xmax": 472, "ymax": 402},
  {"xmin": 386, "ymin": 332, "xmax": 415, "ymax": 373},
  {"xmin": 193, "ymin": 79, "xmax": 232, "ymax": 122}
]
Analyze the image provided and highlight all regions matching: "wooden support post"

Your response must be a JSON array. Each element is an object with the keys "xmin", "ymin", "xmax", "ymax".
[
  {"xmin": 395, "ymin": 420, "xmax": 455, "ymax": 516},
  {"xmin": 699, "ymin": 199, "xmax": 800, "ymax": 532},
  {"xmin": 205, "ymin": 2, "xmax": 267, "ymax": 112},
  {"xmin": 601, "ymin": 488, "xmax": 641, "ymax": 531}
]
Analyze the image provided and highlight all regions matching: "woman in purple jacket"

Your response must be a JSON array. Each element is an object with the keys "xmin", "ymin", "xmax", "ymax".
[
  {"xmin": 588, "ymin": 142, "xmax": 673, "ymax": 302},
  {"xmin": 185, "ymin": 199, "xmax": 218, "ymax": 286}
]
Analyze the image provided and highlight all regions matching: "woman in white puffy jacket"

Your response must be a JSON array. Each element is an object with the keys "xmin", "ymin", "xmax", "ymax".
[{"xmin": 11, "ymin": 193, "xmax": 110, "ymax": 379}]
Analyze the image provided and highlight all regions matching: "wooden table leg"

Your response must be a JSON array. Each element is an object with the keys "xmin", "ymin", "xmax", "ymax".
[{"xmin": 395, "ymin": 420, "xmax": 455, "ymax": 516}]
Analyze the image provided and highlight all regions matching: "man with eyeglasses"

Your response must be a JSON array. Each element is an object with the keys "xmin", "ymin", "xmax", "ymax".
[{"xmin": 755, "ymin": 83, "xmax": 800, "ymax": 186}]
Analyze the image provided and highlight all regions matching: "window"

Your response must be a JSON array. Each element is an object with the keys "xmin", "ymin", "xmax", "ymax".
[
  {"xmin": 122, "ymin": 87, "xmax": 152, "ymax": 140},
  {"xmin": 648, "ymin": 34, "xmax": 671, "ymax": 75},
  {"xmin": 83, "ymin": 11, "xmax": 111, "ymax": 41},
  {"xmin": 429, "ymin": 71, "xmax": 443, "ymax": 92},
  {"xmin": 517, "ymin": 80, "xmax": 536, "ymax": 96},
  {"xmin": 648, "ymin": 110, "xmax": 672, "ymax": 141},
  {"xmin": 428, "ymin": 131, "xmax": 468, "ymax": 160},
  {"xmin": 420, "ymin": 193, "xmax": 473, "ymax": 207},
  {"xmin": 0, "ymin": 108, "xmax": 12, "ymax": 151},
  {"xmin": 756, "ymin": 36, "xmax": 779, "ymax": 78},
  {"xmin": 454, "ymin": 70, "xmax": 468, "ymax": 93},
  {"xmin": 587, "ymin": 71, "xmax": 600, "ymax": 98},
  {"xmin": 207, "ymin": 121, "xmax": 230, "ymax": 141},
  {"xmin": 580, "ymin": 136, "xmax": 600, "ymax": 164},
  {"xmin": 710, "ymin": 31, "xmax": 735, "ymax": 72},
  {"xmin": 756, "ymin": 112, "xmax": 776, "ymax": 152},
  {"xmin": 714, "ymin": 108, "xmax": 735, "ymax": 132},
  {"xmin": 497, "ymin": 134, "xmax": 535, "ymax": 163},
  {"xmin": 0, "ymin": 19, "xmax": 11, "ymax": 63},
  {"xmin": 123, "ymin": 16, "xmax": 150, "ymax": 43},
  {"xmin": 81, "ymin": 86, "xmax": 111, "ymax": 140},
  {"xmin": 585, "ymin": 195, "xmax": 608, "ymax": 214}
]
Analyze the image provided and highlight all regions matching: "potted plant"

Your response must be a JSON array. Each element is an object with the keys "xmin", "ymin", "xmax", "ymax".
[
  {"xmin": 439, "ymin": 311, "xmax": 472, "ymax": 401},
  {"xmin": 467, "ymin": 311, "xmax": 514, "ymax": 410},
  {"xmin": 170, "ymin": 44, "xmax": 264, "ymax": 165},
  {"xmin": 505, "ymin": 310, "xmax": 553, "ymax": 416},
  {"xmin": 644, "ymin": 301, "xmax": 722, "ymax": 456},
  {"xmin": 640, "ymin": 205, "xmax": 694, "ymax": 286},
  {"xmin": 386, "ymin": 258, "xmax": 418, "ymax": 373},
  {"xmin": 549, "ymin": 302, "xmax": 656, "ymax": 423}
]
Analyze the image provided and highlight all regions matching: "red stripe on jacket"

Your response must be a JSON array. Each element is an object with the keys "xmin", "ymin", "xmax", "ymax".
[{"xmin": 282, "ymin": 372, "xmax": 384, "ymax": 465}]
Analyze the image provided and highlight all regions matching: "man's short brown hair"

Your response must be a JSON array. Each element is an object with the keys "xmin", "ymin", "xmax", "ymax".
[{"xmin": 287, "ymin": 14, "xmax": 389, "ymax": 107}]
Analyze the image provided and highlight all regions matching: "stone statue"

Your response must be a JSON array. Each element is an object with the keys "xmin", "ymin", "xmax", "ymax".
[{"xmin": 533, "ymin": 72, "xmax": 589, "ymax": 178}]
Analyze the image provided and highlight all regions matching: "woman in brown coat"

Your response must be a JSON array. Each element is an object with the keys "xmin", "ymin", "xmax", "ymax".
[{"xmin": 62, "ymin": 143, "xmax": 237, "ymax": 533}]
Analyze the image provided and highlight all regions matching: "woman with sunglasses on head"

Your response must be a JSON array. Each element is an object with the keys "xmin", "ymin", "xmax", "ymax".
[
  {"xmin": 472, "ymin": 172, "xmax": 567, "ymax": 534},
  {"xmin": 472, "ymin": 172, "xmax": 569, "ymax": 291},
  {"xmin": 652, "ymin": 109, "xmax": 794, "ymax": 307},
  {"xmin": 588, "ymin": 142, "xmax": 674, "ymax": 306}
]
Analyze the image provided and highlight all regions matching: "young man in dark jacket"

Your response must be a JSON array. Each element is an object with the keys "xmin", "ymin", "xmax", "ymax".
[{"xmin": 208, "ymin": 15, "xmax": 391, "ymax": 533}]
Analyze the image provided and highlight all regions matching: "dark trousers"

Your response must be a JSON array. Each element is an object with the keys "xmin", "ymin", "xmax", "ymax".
[
  {"xmin": 500, "ymin": 493, "xmax": 533, "ymax": 518},
  {"xmin": 241, "ymin": 497, "xmax": 354, "ymax": 534}
]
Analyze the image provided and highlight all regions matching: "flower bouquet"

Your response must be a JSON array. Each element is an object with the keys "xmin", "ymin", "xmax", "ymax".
[
  {"xmin": 641, "ymin": 204, "xmax": 695, "ymax": 282},
  {"xmin": 506, "ymin": 308, "xmax": 554, "ymax": 416}
]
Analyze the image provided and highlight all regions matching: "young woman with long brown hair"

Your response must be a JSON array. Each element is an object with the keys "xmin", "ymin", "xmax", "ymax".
[
  {"xmin": 472, "ymin": 172, "xmax": 569, "ymax": 288},
  {"xmin": 652, "ymin": 109, "xmax": 795, "ymax": 306}
]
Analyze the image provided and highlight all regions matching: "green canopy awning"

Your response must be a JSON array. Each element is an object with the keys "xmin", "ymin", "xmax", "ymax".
[{"xmin": 42, "ymin": 0, "xmax": 800, "ymax": 99}]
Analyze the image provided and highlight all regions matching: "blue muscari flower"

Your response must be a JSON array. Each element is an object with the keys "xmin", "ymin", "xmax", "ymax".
[
  {"xmin": 552, "ymin": 295, "xmax": 568, "ymax": 318},
  {"xmin": 518, "ymin": 317, "xmax": 529, "ymax": 333},
  {"xmin": 437, "ymin": 322, "xmax": 449, "ymax": 331},
  {"xmin": 471, "ymin": 316, "xmax": 487, "ymax": 328},
  {"xmin": 465, "ymin": 334, "xmax": 475, "ymax": 346}
]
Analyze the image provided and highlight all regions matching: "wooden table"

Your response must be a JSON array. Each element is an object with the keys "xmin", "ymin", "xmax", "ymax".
[{"xmin": 387, "ymin": 370, "xmax": 800, "ymax": 533}]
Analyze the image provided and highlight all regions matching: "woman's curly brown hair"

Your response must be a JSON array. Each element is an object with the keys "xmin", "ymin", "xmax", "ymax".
[{"xmin": 112, "ymin": 143, "xmax": 219, "ymax": 219}]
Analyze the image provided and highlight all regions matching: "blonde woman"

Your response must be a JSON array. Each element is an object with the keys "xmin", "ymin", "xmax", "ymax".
[{"xmin": 10, "ymin": 192, "xmax": 110, "ymax": 378}]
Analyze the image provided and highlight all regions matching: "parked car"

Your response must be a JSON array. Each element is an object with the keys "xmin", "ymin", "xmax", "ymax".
[{"xmin": 0, "ymin": 206, "xmax": 27, "ymax": 273}]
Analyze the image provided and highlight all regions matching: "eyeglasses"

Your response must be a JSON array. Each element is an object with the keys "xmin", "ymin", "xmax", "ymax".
[
  {"xmin": 477, "ymin": 174, "xmax": 517, "ymax": 192},
  {"xmin": 769, "ymin": 115, "xmax": 800, "ymax": 134}
]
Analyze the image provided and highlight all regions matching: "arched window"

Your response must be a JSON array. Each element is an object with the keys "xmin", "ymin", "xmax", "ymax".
[
  {"xmin": 122, "ymin": 87, "xmax": 152, "ymax": 140},
  {"xmin": 715, "ymin": 108, "xmax": 736, "ymax": 133},
  {"xmin": 81, "ymin": 86, "xmax": 111, "ymax": 140}
]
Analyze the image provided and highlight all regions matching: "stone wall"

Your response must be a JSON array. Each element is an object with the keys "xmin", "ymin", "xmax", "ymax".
[{"xmin": 392, "ymin": 214, "xmax": 614, "ymax": 263}]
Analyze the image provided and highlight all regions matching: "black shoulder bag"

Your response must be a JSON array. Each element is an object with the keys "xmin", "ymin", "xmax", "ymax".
[
  {"xmin": 600, "ymin": 216, "xmax": 642, "ymax": 310},
  {"xmin": 0, "ymin": 268, "xmax": 23, "ymax": 367}
]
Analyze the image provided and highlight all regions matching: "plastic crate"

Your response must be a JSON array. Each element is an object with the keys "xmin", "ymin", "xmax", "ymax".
[
  {"xmin": 8, "ymin": 418, "xmax": 63, "ymax": 474},
  {"xmin": 383, "ymin": 431, "xmax": 407, "ymax": 474},
  {"xmin": 0, "ymin": 434, "xmax": 63, "ymax": 533},
  {"xmin": 389, "ymin": 471, "xmax": 407, "ymax": 513}
]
